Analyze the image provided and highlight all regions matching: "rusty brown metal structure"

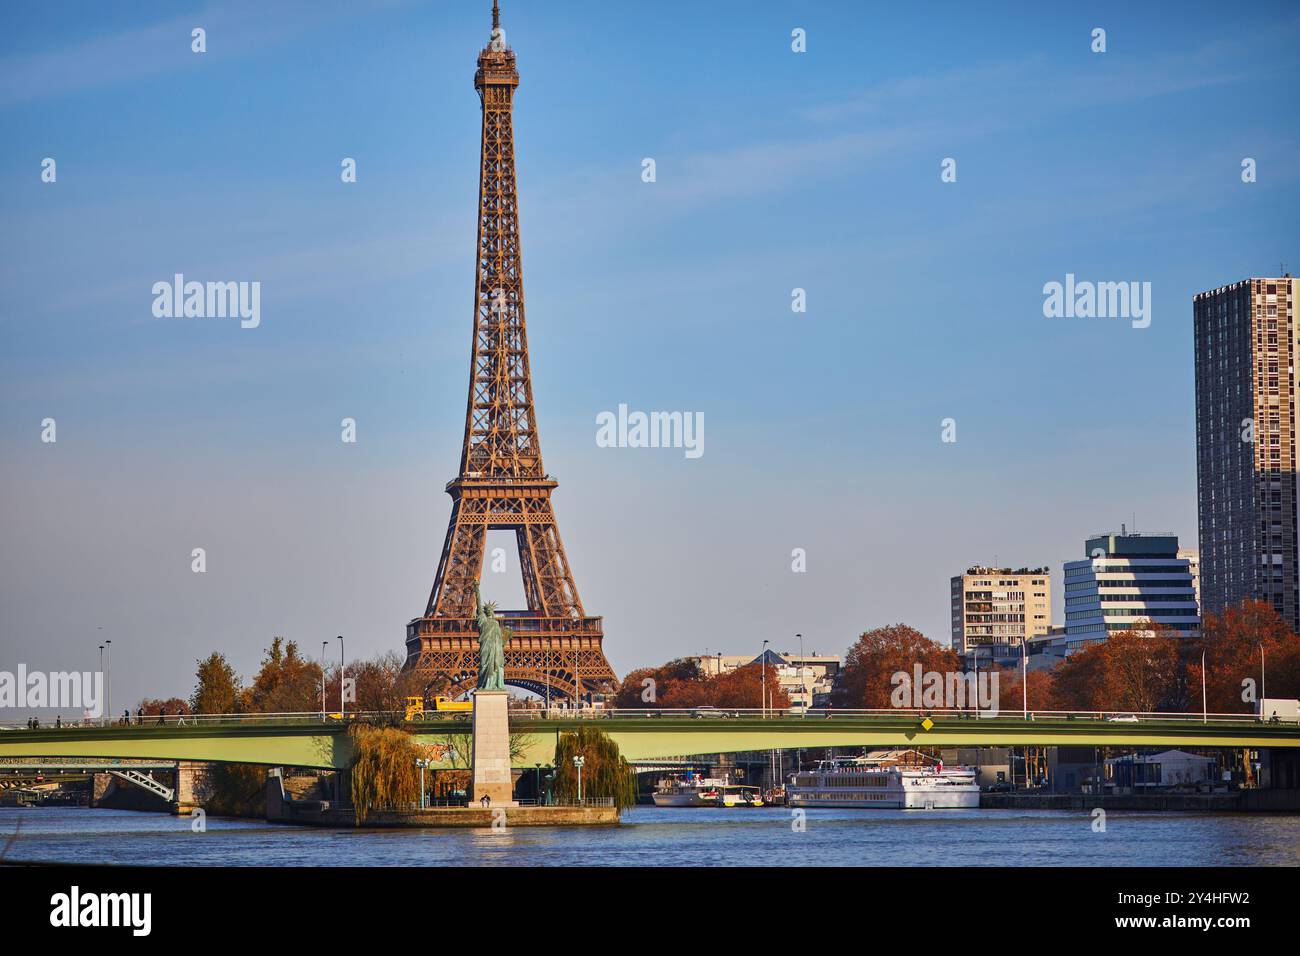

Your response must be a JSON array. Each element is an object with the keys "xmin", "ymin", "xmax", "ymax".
[{"xmin": 404, "ymin": 2, "xmax": 615, "ymax": 701}]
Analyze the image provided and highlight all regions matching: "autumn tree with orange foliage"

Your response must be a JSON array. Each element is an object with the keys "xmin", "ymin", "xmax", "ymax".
[
  {"xmin": 836, "ymin": 624, "xmax": 959, "ymax": 709},
  {"xmin": 1049, "ymin": 623, "xmax": 1184, "ymax": 713},
  {"xmin": 1098, "ymin": 626, "xmax": 1185, "ymax": 713},
  {"xmin": 996, "ymin": 668, "xmax": 1055, "ymax": 713},
  {"xmin": 613, "ymin": 658, "xmax": 705, "ymax": 708},
  {"xmin": 245, "ymin": 637, "xmax": 322, "ymax": 714},
  {"xmin": 1188, "ymin": 600, "xmax": 1300, "ymax": 713},
  {"xmin": 615, "ymin": 658, "xmax": 790, "ymax": 709},
  {"xmin": 137, "ymin": 697, "xmax": 190, "ymax": 717}
]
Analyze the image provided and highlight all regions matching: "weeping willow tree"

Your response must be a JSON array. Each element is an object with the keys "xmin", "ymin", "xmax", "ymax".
[
  {"xmin": 552, "ymin": 726, "xmax": 637, "ymax": 809},
  {"xmin": 349, "ymin": 723, "xmax": 423, "ymax": 823}
]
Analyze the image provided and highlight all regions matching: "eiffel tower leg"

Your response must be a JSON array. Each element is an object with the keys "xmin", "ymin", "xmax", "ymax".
[
  {"xmin": 425, "ymin": 500, "xmax": 486, "ymax": 618},
  {"xmin": 522, "ymin": 508, "xmax": 582, "ymax": 618}
]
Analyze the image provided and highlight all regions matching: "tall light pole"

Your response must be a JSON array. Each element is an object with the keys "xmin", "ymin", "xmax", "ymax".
[
  {"xmin": 1020, "ymin": 635, "xmax": 1028, "ymax": 718},
  {"xmin": 1253, "ymin": 647, "xmax": 1263, "ymax": 707},
  {"xmin": 102, "ymin": 636, "xmax": 112, "ymax": 725},
  {"xmin": 1019, "ymin": 636, "xmax": 1029, "ymax": 790},
  {"xmin": 796, "ymin": 632, "xmax": 806, "ymax": 709},
  {"xmin": 321, "ymin": 640, "xmax": 328, "ymax": 719},
  {"xmin": 761, "ymin": 639, "xmax": 769, "ymax": 718},
  {"xmin": 337, "ymin": 635, "xmax": 345, "ymax": 719},
  {"xmin": 1201, "ymin": 648, "xmax": 1208, "ymax": 725},
  {"xmin": 97, "ymin": 640, "xmax": 109, "ymax": 727}
]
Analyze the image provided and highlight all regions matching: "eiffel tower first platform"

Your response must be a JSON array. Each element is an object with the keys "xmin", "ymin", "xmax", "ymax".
[{"xmin": 404, "ymin": 2, "xmax": 616, "ymax": 701}]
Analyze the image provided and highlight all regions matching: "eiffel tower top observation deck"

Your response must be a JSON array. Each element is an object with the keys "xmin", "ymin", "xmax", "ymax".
[{"xmin": 404, "ymin": 2, "xmax": 615, "ymax": 701}]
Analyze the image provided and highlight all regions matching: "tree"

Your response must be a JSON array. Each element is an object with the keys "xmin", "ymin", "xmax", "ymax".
[
  {"xmin": 709, "ymin": 662, "xmax": 790, "ymax": 709},
  {"xmin": 552, "ymin": 726, "xmax": 637, "ymax": 808},
  {"xmin": 137, "ymin": 697, "xmax": 190, "ymax": 717},
  {"xmin": 245, "ymin": 637, "xmax": 322, "ymax": 714},
  {"xmin": 1097, "ymin": 626, "xmax": 1184, "ymax": 713},
  {"xmin": 997, "ymin": 668, "xmax": 1055, "ymax": 713},
  {"xmin": 837, "ymin": 624, "xmax": 959, "ymax": 709},
  {"xmin": 325, "ymin": 651, "xmax": 416, "ymax": 716},
  {"xmin": 1050, "ymin": 641, "xmax": 1107, "ymax": 711},
  {"xmin": 349, "ymin": 724, "xmax": 424, "ymax": 823},
  {"xmin": 614, "ymin": 658, "xmax": 705, "ymax": 708},
  {"xmin": 191, "ymin": 652, "xmax": 242, "ymax": 715},
  {"xmin": 1189, "ymin": 600, "xmax": 1300, "ymax": 713}
]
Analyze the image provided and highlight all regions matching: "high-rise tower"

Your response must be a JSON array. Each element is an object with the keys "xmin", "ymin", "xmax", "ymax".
[
  {"xmin": 1194, "ymin": 275, "xmax": 1300, "ymax": 627},
  {"xmin": 404, "ymin": 2, "xmax": 615, "ymax": 700}
]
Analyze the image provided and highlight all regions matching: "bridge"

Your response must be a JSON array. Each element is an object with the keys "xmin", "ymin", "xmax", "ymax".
[{"xmin": 2, "ymin": 710, "xmax": 1297, "ymax": 771}]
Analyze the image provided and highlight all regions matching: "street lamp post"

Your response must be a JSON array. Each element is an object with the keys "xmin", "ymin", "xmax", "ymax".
[
  {"xmin": 572, "ymin": 754, "xmax": 585, "ymax": 803},
  {"xmin": 761, "ymin": 639, "xmax": 770, "ymax": 718},
  {"xmin": 104, "ymin": 638, "xmax": 113, "ymax": 725},
  {"xmin": 796, "ymin": 632, "xmax": 806, "ymax": 709},
  {"xmin": 321, "ymin": 640, "xmax": 328, "ymax": 719},
  {"xmin": 415, "ymin": 757, "xmax": 430, "ymax": 809},
  {"xmin": 534, "ymin": 763, "xmax": 542, "ymax": 803},
  {"xmin": 337, "ymin": 635, "xmax": 345, "ymax": 719},
  {"xmin": 97, "ymin": 640, "xmax": 110, "ymax": 727},
  {"xmin": 1258, "ymin": 642, "xmax": 1268, "ymax": 702},
  {"xmin": 1020, "ymin": 635, "xmax": 1028, "ymax": 718},
  {"xmin": 1201, "ymin": 648, "xmax": 1208, "ymax": 725}
]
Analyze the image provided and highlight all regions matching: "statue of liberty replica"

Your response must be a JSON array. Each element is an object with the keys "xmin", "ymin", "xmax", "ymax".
[{"xmin": 474, "ymin": 580, "xmax": 511, "ymax": 691}]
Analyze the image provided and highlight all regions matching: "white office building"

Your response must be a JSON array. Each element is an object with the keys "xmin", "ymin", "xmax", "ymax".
[{"xmin": 1063, "ymin": 531, "xmax": 1200, "ymax": 648}]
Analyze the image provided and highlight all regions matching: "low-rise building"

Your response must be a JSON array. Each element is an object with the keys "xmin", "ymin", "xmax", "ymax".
[
  {"xmin": 1104, "ymin": 750, "xmax": 1220, "ymax": 791},
  {"xmin": 691, "ymin": 650, "xmax": 841, "ymax": 709}
]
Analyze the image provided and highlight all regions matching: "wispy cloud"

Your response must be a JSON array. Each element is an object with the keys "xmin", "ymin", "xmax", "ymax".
[{"xmin": 0, "ymin": 0, "xmax": 415, "ymax": 107}]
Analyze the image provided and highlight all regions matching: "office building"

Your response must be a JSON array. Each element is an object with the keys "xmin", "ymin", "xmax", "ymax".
[{"xmin": 1063, "ymin": 531, "xmax": 1200, "ymax": 645}]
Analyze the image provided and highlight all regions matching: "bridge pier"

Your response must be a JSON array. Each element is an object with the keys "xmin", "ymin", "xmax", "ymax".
[{"xmin": 173, "ymin": 760, "xmax": 213, "ymax": 814}]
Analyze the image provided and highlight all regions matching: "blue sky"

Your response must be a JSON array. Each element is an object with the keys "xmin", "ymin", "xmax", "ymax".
[{"xmin": 1, "ymin": 1, "xmax": 1297, "ymax": 710}]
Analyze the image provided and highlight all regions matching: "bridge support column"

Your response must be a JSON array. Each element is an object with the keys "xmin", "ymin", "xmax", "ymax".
[
  {"xmin": 90, "ymin": 773, "xmax": 112, "ymax": 807},
  {"xmin": 173, "ymin": 760, "xmax": 212, "ymax": 814}
]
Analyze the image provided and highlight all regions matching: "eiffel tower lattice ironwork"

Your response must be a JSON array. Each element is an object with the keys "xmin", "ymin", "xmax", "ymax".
[{"xmin": 404, "ymin": 2, "xmax": 615, "ymax": 701}]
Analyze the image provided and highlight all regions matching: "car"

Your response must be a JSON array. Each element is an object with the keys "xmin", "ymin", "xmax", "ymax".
[{"xmin": 1106, "ymin": 714, "xmax": 1140, "ymax": 723}]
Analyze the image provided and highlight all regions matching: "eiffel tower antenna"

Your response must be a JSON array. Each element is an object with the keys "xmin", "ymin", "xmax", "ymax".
[{"xmin": 404, "ymin": 6, "xmax": 614, "ymax": 701}]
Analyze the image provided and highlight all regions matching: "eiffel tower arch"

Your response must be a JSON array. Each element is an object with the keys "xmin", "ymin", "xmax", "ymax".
[{"xmin": 404, "ymin": 2, "xmax": 616, "ymax": 702}]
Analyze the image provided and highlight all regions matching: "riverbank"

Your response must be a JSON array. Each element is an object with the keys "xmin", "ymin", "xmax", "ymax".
[
  {"xmin": 265, "ymin": 770, "xmax": 619, "ymax": 827},
  {"xmin": 981, "ymin": 790, "xmax": 1300, "ymax": 811}
]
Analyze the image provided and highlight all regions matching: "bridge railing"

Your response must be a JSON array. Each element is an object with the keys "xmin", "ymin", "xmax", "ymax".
[{"xmin": 0, "ymin": 707, "xmax": 1284, "ymax": 730}]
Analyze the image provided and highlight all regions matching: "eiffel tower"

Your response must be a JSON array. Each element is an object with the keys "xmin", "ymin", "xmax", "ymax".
[{"xmin": 404, "ymin": 1, "xmax": 615, "ymax": 701}]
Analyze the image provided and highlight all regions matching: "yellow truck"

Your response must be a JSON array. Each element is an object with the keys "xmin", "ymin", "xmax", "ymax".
[{"xmin": 404, "ymin": 695, "xmax": 473, "ymax": 720}]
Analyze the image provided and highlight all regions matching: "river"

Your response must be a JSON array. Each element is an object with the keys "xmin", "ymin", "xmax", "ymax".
[{"xmin": 3, "ymin": 806, "xmax": 1298, "ymax": 866}]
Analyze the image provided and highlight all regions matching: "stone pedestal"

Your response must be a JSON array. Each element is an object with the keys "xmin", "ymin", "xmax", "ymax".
[{"xmin": 469, "ymin": 690, "xmax": 517, "ymax": 807}]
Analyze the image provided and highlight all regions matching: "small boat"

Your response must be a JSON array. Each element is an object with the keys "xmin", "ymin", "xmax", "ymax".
[
  {"xmin": 651, "ymin": 773, "xmax": 731, "ymax": 807},
  {"xmin": 701, "ymin": 784, "xmax": 765, "ymax": 808}
]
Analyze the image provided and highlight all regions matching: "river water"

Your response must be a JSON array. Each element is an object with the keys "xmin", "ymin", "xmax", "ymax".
[{"xmin": 3, "ymin": 806, "xmax": 1298, "ymax": 866}]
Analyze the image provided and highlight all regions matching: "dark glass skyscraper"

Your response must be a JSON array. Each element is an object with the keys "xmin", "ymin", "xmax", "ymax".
[{"xmin": 1193, "ymin": 276, "xmax": 1299, "ymax": 628}]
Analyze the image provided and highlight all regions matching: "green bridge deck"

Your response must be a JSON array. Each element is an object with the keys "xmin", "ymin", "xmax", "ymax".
[{"xmin": 1, "ymin": 715, "xmax": 1297, "ymax": 770}]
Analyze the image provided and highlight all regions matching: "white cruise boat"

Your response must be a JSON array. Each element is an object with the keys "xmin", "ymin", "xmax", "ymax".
[
  {"xmin": 786, "ymin": 750, "xmax": 979, "ymax": 809},
  {"xmin": 651, "ymin": 774, "xmax": 732, "ymax": 807}
]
